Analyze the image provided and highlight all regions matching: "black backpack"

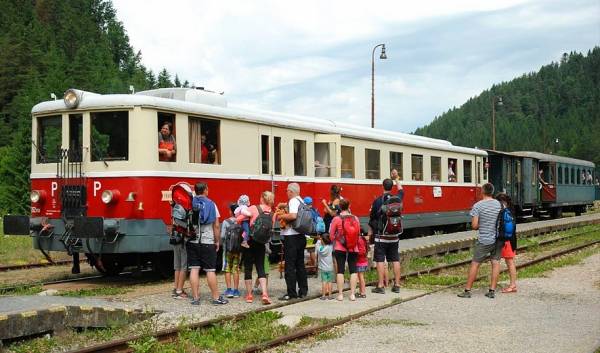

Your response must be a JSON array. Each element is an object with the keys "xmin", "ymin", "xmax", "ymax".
[
  {"xmin": 250, "ymin": 206, "xmax": 273, "ymax": 244},
  {"xmin": 377, "ymin": 195, "xmax": 403, "ymax": 236},
  {"xmin": 224, "ymin": 219, "xmax": 243, "ymax": 253}
]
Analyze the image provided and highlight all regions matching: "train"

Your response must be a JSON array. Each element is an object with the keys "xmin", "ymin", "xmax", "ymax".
[{"xmin": 2, "ymin": 87, "xmax": 598, "ymax": 275}]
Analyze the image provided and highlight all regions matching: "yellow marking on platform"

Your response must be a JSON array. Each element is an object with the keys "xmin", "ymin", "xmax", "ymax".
[
  {"xmin": 48, "ymin": 306, "xmax": 67, "ymax": 313},
  {"xmin": 0, "ymin": 314, "xmax": 8, "ymax": 321},
  {"xmin": 20, "ymin": 311, "xmax": 37, "ymax": 318},
  {"xmin": 79, "ymin": 306, "xmax": 93, "ymax": 312},
  {"xmin": 104, "ymin": 307, "xmax": 116, "ymax": 312}
]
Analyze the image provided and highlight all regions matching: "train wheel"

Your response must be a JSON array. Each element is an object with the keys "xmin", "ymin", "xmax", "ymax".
[
  {"xmin": 95, "ymin": 254, "xmax": 125, "ymax": 276},
  {"xmin": 551, "ymin": 207, "xmax": 563, "ymax": 219},
  {"xmin": 152, "ymin": 251, "xmax": 174, "ymax": 279}
]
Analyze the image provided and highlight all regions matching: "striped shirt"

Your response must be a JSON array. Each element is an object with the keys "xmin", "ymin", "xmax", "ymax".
[{"xmin": 469, "ymin": 199, "xmax": 501, "ymax": 245}]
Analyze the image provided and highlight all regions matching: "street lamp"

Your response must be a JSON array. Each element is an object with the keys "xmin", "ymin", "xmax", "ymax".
[
  {"xmin": 491, "ymin": 95, "xmax": 503, "ymax": 150},
  {"xmin": 371, "ymin": 43, "xmax": 387, "ymax": 129}
]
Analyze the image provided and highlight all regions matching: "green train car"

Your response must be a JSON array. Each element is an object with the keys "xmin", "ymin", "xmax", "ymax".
[{"xmin": 487, "ymin": 151, "xmax": 596, "ymax": 219}]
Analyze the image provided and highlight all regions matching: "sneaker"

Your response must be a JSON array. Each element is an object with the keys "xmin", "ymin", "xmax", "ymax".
[
  {"xmin": 485, "ymin": 290, "xmax": 496, "ymax": 299},
  {"xmin": 223, "ymin": 288, "xmax": 233, "ymax": 298},
  {"xmin": 191, "ymin": 298, "xmax": 201, "ymax": 306},
  {"xmin": 171, "ymin": 288, "xmax": 178, "ymax": 298},
  {"xmin": 356, "ymin": 293, "xmax": 367, "ymax": 299},
  {"xmin": 232, "ymin": 289, "xmax": 241, "ymax": 298},
  {"xmin": 261, "ymin": 294, "xmax": 272, "ymax": 305},
  {"xmin": 245, "ymin": 294, "xmax": 254, "ymax": 303},
  {"xmin": 278, "ymin": 294, "xmax": 296, "ymax": 301},
  {"xmin": 457, "ymin": 290, "xmax": 472, "ymax": 298},
  {"xmin": 371, "ymin": 287, "xmax": 385, "ymax": 294},
  {"xmin": 174, "ymin": 290, "xmax": 188, "ymax": 299},
  {"xmin": 212, "ymin": 296, "xmax": 229, "ymax": 305},
  {"xmin": 392, "ymin": 285, "xmax": 400, "ymax": 293}
]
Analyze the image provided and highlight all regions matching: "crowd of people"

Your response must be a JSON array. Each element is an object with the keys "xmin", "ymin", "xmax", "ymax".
[{"xmin": 170, "ymin": 171, "xmax": 519, "ymax": 306}]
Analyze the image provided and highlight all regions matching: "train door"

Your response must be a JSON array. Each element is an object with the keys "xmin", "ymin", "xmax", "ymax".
[
  {"xmin": 513, "ymin": 158, "xmax": 523, "ymax": 207},
  {"xmin": 521, "ymin": 158, "xmax": 537, "ymax": 206},
  {"xmin": 503, "ymin": 157, "xmax": 513, "ymax": 196}
]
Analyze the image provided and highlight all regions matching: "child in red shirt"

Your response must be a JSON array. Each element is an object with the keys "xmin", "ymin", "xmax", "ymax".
[{"xmin": 356, "ymin": 234, "xmax": 369, "ymax": 298}]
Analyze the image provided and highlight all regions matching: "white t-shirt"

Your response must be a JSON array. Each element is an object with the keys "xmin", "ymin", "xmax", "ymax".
[
  {"xmin": 281, "ymin": 196, "xmax": 301, "ymax": 236},
  {"xmin": 197, "ymin": 204, "xmax": 220, "ymax": 244}
]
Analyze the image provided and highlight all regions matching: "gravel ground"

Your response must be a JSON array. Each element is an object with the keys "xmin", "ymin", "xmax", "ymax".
[{"xmin": 278, "ymin": 253, "xmax": 600, "ymax": 353}]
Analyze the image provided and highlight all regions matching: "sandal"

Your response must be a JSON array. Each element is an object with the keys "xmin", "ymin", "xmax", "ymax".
[
  {"xmin": 501, "ymin": 286, "xmax": 517, "ymax": 293},
  {"xmin": 336, "ymin": 294, "xmax": 344, "ymax": 301},
  {"xmin": 349, "ymin": 294, "xmax": 356, "ymax": 301}
]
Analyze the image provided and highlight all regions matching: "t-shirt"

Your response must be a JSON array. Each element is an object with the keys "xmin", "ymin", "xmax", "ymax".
[
  {"xmin": 469, "ymin": 199, "xmax": 501, "ymax": 245},
  {"xmin": 280, "ymin": 196, "xmax": 301, "ymax": 236},
  {"xmin": 191, "ymin": 204, "xmax": 220, "ymax": 245},
  {"xmin": 316, "ymin": 240, "xmax": 333, "ymax": 272}
]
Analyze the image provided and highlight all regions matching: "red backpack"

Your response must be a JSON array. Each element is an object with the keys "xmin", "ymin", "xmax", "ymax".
[{"xmin": 339, "ymin": 215, "xmax": 360, "ymax": 250}]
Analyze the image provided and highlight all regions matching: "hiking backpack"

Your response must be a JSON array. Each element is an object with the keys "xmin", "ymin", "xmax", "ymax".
[
  {"xmin": 338, "ymin": 215, "xmax": 360, "ymax": 250},
  {"xmin": 224, "ymin": 219, "xmax": 243, "ymax": 253},
  {"xmin": 170, "ymin": 183, "xmax": 195, "ymax": 243},
  {"xmin": 377, "ymin": 195, "xmax": 404, "ymax": 236},
  {"xmin": 250, "ymin": 206, "xmax": 273, "ymax": 244},
  {"xmin": 496, "ymin": 206, "xmax": 515, "ymax": 241},
  {"xmin": 293, "ymin": 198, "xmax": 315, "ymax": 234}
]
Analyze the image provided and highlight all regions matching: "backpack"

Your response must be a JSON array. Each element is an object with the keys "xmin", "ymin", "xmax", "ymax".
[
  {"xmin": 338, "ymin": 215, "xmax": 360, "ymax": 250},
  {"xmin": 293, "ymin": 197, "xmax": 315, "ymax": 234},
  {"xmin": 310, "ymin": 207, "xmax": 326, "ymax": 234},
  {"xmin": 192, "ymin": 196, "xmax": 216, "ymax": 226},
  {"xmin": 496, "ymin": 206, "xmax": 515, "ymax": 241},
  {"xmin": 377, "ymin": 195, "xmax": 403, "ymax": 236},
  {"xmin": 250, "ymin": 206, "xmax": 273, "ymax": 244},
  {"xmin": 170, "ymin": 184, "xmax": 194, "ymax": 242},
  {"xmin": 224, "ymin": 219, "xmax": 243, "ymax": 253}
]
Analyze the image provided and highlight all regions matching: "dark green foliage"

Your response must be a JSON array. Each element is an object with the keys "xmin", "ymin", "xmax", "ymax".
[
  {"xmin": 0, "ymin": 0, "xmax": 186, "ymax": 213},
  {"xmin": 415, "ymin": 48, "xmax": 600, "ymax": 167}
]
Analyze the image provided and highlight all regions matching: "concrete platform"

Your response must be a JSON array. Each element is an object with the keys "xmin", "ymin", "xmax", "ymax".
[
  {"xmin": 398, "ymin": 213, "xmax": 600, "ymax": 257},
  {"xmin": 271, "ymin": 287, "xmax": 426, "ymax": 322}
]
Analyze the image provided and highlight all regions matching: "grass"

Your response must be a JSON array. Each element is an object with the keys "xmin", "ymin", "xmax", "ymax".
[
  {"xmin": 0, "ymin": 219, "xmax": 70, "ymax": 266},
  {"xmin": 0, "ymin": 284, "xmax": 44, "ymax": 295},
  {"xmin": 58, "ymin": 286, "xmax": 132, "ymax": 297}
]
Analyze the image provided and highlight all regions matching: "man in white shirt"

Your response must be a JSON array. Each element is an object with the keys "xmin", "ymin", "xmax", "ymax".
[{"xmin": 277, "ymin": 183, "xmax": 309, "ymax": 300}]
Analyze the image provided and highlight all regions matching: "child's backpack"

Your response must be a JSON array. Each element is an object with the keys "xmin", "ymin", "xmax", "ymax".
[
  {"xmin": 338, "ymin": 215, "xmax": 360, "ymax": 250},
  {"xmin": 224, "ymin": 218, "xmax": 243, "ymax": 253},
  {"xmin": 496, "ymin": 206, "xmax": 515, "ymax": 241},
  {"xmin": 314, "ymin": 216, "xmax": 326, "ymax": 234},
  {"xmin": 377, "ymin": 195, "xmax": 403, "ymax": 236},
  {"xmin": 293, "ymin": 198, "xmax": 315, "ymax": 234},
  {"xmin": 250, "ymin": 206, "xmax": 273, "ymax": 244}
]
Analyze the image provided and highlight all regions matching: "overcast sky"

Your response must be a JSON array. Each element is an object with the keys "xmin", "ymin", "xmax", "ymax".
[{"xmin": 112, "ymin": 0, "xmax": 599, "ymax": 133}]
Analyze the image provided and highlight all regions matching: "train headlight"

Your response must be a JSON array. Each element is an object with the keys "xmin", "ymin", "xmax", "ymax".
[
  {"xmin": 30, "ymin": 190, "xmax": 46, "ymax": 203},
  {"xmin": 101, "ymin": 190, "xmax": 120, "ymax": 204},
  {"xmin": 63, "ymin": 89, "xmax": 81, "ymax": 109}
]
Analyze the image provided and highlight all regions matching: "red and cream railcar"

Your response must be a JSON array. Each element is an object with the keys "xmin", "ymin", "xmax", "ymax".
[{"xmin": 3, "ymin": 87, "xmax": 487, "ymax": 273}]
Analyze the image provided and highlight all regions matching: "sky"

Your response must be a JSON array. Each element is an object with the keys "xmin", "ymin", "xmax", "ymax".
[{"xmin": 112, "ymin": 0, "xmax": 600, "ymax": 133}]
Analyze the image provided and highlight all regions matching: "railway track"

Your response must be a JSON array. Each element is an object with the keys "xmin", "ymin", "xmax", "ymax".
[{"xmin": 64, "ymin": 234, "xmax": 600, "ymax": 353}]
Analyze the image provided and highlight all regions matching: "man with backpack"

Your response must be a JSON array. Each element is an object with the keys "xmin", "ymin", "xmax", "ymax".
[
  {"xmin": 187, "ymin": 182, "xmax": 229, "ymax": 306},
  {"xmin": 368, "ymin": 178, "xmax": 403, "ymax": 294},
  {"xmin": 277, "ymin": 183, "xmax": 312, "ymax": 300},
  {"xmin": 458, "ymin": 182, "xmax": 503, "ymax": 299}
]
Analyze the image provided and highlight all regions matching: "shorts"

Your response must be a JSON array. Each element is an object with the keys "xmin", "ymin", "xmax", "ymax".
[
  {"xmin": 186, "ymin": 242, "xmax": 217, "ymax": 271},
  {"xmin": 374, "ymin": 241, "xmax": 400, "ymax": 262},
  {"xmin": 173, "ymin": 243, "xmax": 187, "ymax": 271},
  {"xmin": 320, "ymin": 270, "xmax": 334, "ymax": 282},
  {"xmin": 501, "ymin": 241, "xmax": 516, "ymax": 259},
  {"xmin": 472, "ymin": 241, "xmax": 503, "ymax": 263},
  {"xmin": 356, "ymin": 265, "xmax": 368, "ymax": 273},
  {"xmin": 334, "ymin": 250, "xmax": 358, "ymax": 274},
  {"xmin": 224, "ymin": 252, "xmax": 241, "ymax": 273}
]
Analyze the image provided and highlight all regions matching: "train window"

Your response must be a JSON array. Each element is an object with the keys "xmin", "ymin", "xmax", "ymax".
[
  {"xmin": 577, "ymin": 168, "xmax": 581, "ymax": 184},
  {"xmin": 477, "ymin": 161, "xmax": 481, "ymax": 184},
  {"xmin": 505, "ymin": 160, "xmax": 512, "ymax": 185},
  {"xmin": 483, "ymin": 157, "xmax": 489, "ymax": 180},
  {"xmin": 341, "ymin": 145, "xmax": 355, "ymax": 178},
  {"xmin": 261, "ymin": 135, "xmax": 269, "ymax": 174},
  {"xmin": 189, "ymin": 117, "xmax": 220, "ymax": 164},
  {"xmin": 365, "ymin": 149, "xmax": 380, "ymax": 179},
  {"xmin": 91, "ymin": 111, "xmax": 128, "ymax": 161},
  {"xmin": 564, "ymin": 167, "xmax": 569, "ymax": 184},
  {"xmin": 464, "ymin": 160, "xmax": 472, "ymax": 183},
  {"xmin": 431, "ymin": 156, "xmax": 441, "ymax": 182},
  {"xmin": 558, "ymin": 166, "xmax": 563, "ymax": 184},
  {"xmin": 448, "ymin": 158, "xmax": 457, "ymax": 182},
  {"xmin": 389, "ymin": 152, "xmax": 403, "ymax": 180},
  {"xmin": 570, "ymin": 167, "xmax": 575, "ymax": 185},
  {"xmin": 315, "ymin": 143, "xmax": 334, "ymax": 177},
  {"xmin": 68, "ymin": 114, "xmax": 83, "ymax": 162},
  {"xmin": 37, "ymin": 115, "xmax": 62, "ymax": 163},
  {"xmin": 411, "ymin": 154, "xmax": 423, "ymax": 181},
  {"xmin": 294, "ymin": 139, "xmax": 307, "ymax": 176},
  {"xmin": 158, "ymin": 112, "xmax": 176, "ymax": 162},
  {"xmin": 532, "ymin": 164, "xmax": 537, "ymax": 186},
  {"xmin": 274, "ymin": 137, "xmax": 282, "ymax": 175}
]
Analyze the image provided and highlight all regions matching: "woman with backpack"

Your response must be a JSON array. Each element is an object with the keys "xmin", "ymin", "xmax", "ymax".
[
  {"xmin": 329, "ymin": 198, "xmax": 360, "ymax": 301},
  {"xmin": 243, "ymin": 191, "xmax": 275, "ymax": 305},
  {"xmin": 496, "ymin": 193, "xmax": 518, "ymax": 293}
]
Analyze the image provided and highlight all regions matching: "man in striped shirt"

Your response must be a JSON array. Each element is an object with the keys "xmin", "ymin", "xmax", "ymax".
[{"xmin": 458, "ymin": 182, "xmax": 503, "ymax": 299}]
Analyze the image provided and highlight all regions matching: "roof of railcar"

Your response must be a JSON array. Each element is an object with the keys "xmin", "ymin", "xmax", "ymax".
[
  {"xmin": 32, "ymin": 88, "xmax": 487, "ymax": 156},
  {"xmin": 488, "ymin": 150, "xmax": 594, "ymax": 167}
]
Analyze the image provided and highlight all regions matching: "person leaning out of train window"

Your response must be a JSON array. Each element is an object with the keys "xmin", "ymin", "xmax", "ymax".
[
  {"xmin": 537, "ymin": 170, "xmax": 547, "ymax": 189},
  {"xmin": 390, "ymin": 169, "xmax": 404, "ymax": 192},
  {"xmin": 201, "ymin": 134, "xmax": 218, "ymax": 164},
  {"xmin": 158, "ymin": 122, "xmax": 176, "ymax": 161},
  {"xmin": 448, "ymin": 160, "xmax": 457, "ymax": 182}
]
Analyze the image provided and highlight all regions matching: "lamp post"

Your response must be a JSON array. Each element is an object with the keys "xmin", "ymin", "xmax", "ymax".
[
  {"xmin": 371, "ymin": 43, "xmax": 387, "ymax": 129},
  {"xmin": 491, "ymin": 95, "xmax": 503, "ymax": 150}
]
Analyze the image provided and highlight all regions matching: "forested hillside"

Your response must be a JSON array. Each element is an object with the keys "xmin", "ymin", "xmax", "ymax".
[
  {"xmin": 0, "ymin": 0, "xmax": 186, "ymax": 213},
  {"xmin": 415, "ymin": 48, "xmax": 600, "ymax": 166}
]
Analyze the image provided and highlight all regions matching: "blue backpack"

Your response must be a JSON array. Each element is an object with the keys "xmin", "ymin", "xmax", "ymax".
[
  {"xmin": 192, "ymin": 196, "xmax": 217, "ymax": 226},
  {"xmin": 496, "ymin": 207, "xmax": 515, "ymax": 241},
  {"xmin": 310, "ymin": 208, "xmax": 326, "ymax": 234}
]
